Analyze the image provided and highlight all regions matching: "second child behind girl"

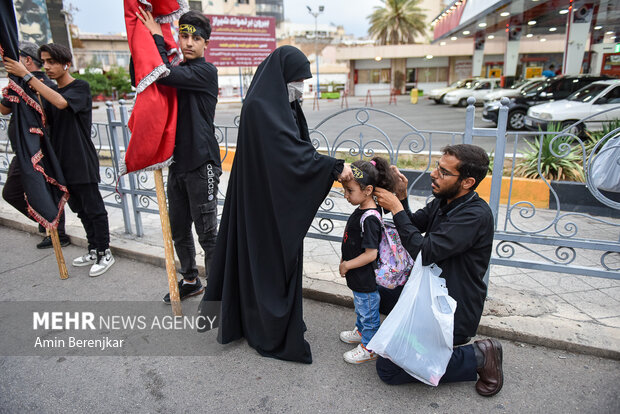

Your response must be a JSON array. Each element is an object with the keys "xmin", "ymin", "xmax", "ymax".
[{"xmin": 339, "ymin": 157, "xmax": 397, "ymax": 364}]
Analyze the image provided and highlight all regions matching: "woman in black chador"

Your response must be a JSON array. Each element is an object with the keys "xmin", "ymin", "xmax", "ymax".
[{"xmin": 198, "ymin": 46, "xmax": 351, "ymax": 363}]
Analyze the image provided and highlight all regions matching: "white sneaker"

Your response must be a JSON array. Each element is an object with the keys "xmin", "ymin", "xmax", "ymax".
[
  {"xmin": 72, "ymin": 250, "xmax": 97, "ymax": 267},
  {"xmin": 89, "ymin": 249, "xmax": 115, "ymax": 277},
  {"xmin": 340, "ymin": 327, "xmax": 362, "ymax": 344},
  {"xmin": 343, "ymin": 344, "xmax": 377, "ymax": 364}
]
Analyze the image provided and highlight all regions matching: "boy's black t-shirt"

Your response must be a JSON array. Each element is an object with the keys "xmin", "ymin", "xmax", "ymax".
[
  {"xmin": 44, "ymin": 79, "xmax": 100, "ymax": 185},
  {"xmin": 341, "ymin": 207, "xmax": 382, "ymax": 293}
]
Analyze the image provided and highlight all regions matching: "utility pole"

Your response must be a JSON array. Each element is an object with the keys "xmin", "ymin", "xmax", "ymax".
[{"xmin": 306, "ymin": 5, "xmax": 324, "ymax": 99}]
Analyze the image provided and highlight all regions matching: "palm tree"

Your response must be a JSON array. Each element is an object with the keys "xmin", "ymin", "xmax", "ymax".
[{"xmin": 367, "ymin": 0, "xmax": 427, "ymax": 45}]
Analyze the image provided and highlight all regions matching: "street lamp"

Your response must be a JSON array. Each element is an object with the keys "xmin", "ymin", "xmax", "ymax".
[{"xmin": 307, "ymin": 5, "xmax": 324, "ymax": 99}]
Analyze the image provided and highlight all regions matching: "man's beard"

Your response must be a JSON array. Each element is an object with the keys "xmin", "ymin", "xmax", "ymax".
[{"xmin": 431, "ymin": 178, "xmax": 461, "ymax": 201}]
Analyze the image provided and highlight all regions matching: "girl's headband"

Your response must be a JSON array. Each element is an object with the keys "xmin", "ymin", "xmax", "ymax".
[{"xmin": 351, "ymin": 164, "xmax": 376, "ymax": 188}]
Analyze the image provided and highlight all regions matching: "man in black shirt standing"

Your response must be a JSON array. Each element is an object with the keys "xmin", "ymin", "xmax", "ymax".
[
  {"xmin": 136, "ymin": 9, "xmax": 221, "ymax": 302},
  {"xmin": 4, "ymin": 43, "xmax": 114, "ymax": 277},
  {"xmin": 0, "ymin": 41, "xmax": 70, "ymax": 249},
  {"xmin": 374, "ymin": 144, "xmax": 503, "ymax": 397}
]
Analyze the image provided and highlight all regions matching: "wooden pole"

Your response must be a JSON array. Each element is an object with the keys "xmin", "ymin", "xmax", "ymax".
[
  {"xmin": 154, "ymin": 169, "xmax": 182, "ymax": 316},
  {"xmin": 49, "ymin": 228, "xmax": 68, "ymax": 279}
]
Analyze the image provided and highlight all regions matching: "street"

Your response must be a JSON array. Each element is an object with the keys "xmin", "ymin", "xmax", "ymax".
[
  {"xmin": 92, "ymin": 96, "xmax": 533, "ymax": 154},
  {"xmin": 0, "ymin": 226, "xmax": 618, "ymax": 413}
]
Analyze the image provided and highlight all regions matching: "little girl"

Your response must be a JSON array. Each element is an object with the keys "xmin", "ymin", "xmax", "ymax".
[{"xmin": 339, "ymin": 157, "xmax": 397, "ymax": 364}]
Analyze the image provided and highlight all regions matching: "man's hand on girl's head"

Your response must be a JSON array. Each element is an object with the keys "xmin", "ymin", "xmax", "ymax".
[
  {"xmin": 374, "ymin": 188, "xmax": 404, "ymax": 215},
  {"xmin": 390, "ymin": 165, "xmax": 409, "ymax": 200}
]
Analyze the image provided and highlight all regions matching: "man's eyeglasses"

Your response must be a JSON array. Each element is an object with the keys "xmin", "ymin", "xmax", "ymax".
[{"xmin": 434, "ymin": 160, "xmax": 460, "ymax": 179}]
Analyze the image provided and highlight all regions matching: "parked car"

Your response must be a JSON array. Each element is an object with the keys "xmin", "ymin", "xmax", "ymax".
[
  {"xmin": 524, "ymin": 80, "xmax": 620, "ymax": 134},
  {"xmin": 483, "ymin": 78, "xmax": 545, "ymax": 104},
  {"xmin": 443, "ymin": 78, "xmax": 502, "ymax": 107},
  {"xmin": 427, "ymin": 78, "xmax": 478, "ymax": 104},
  {"xmin": 482, "ymin": 74, "xmax": 611, "ymax": 130}
]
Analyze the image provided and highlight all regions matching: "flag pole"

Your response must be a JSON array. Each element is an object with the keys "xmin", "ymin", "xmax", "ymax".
[
  {"xmin": 49, "ymin": 228, "xmax": 68, "ymax": 279},
  {"xmin": 154, "ymin": 168, "xmax": 182, "ymax": 316}
]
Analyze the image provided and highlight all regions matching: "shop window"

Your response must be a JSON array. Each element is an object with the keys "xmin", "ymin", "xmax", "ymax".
[
  {"xmin": 418, "ymin": 67, "xmax": 449, "ymax": 83},
  {"xmin": 357, "ymin": 69, "xmax": 390, "ymax": 84},
  {"xmin": 406, "ymin": 68, "xmax": 416, "ymax": 83},
  {"xmin": 357, "ymin": 69, "xmax": 370, "ymax": 84}
]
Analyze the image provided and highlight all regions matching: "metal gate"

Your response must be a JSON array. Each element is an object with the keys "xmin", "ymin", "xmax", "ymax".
[{"xmin": 1, "ymin": 98, "xmax": 618, "ymax": 279}]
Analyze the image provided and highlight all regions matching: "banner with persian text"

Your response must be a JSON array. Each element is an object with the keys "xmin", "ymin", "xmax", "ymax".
[{"xmin": 205, "ymin": 14, "xmax": 276, "ymax": 67}]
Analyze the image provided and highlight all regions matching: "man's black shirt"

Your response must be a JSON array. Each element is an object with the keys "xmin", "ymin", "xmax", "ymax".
[
  {"xmin": 44, "ymin": 79, "xmax": 100, "ymax": 185},
  {"xmin": 342, "ymin": 207, "xmax": 382, "ymax": 293},
  {"xmin": 393, "ymin": 192, "xmax": 494, "ymax": 344},
  {"xmin": 153, "ymin": 35, "xmax": 220, "ymax": 172}
]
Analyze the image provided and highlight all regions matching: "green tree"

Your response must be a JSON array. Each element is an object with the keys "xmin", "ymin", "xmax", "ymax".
[
  {"xmin": 106, "ymin": 66, "xmax": 132, "ymax": 95},
  {"xmin": 367, "ymin": 0, "xmax": 427, "ymax": 45},
  {"xmin": 73, "ymin": 68, "xmax": 110, "ymax": 96}
]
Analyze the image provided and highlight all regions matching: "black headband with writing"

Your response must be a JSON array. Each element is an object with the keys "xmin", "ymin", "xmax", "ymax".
[
  {"xmin": 179, "ymin": 24, "xmax": 208, "ymax": 40},
  {"xmin": 351, "ymin": 164, "xmax": 376, "ymax": 188}
]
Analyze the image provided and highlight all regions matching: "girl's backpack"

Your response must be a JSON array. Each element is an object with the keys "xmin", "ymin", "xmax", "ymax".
[{"xmin": 360, "ymin": 210, "xmax": 414, "ymax": 289}]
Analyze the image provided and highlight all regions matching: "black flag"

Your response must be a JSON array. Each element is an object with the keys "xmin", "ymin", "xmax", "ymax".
[{"xmin": 0, "ymin": 1, "xmax": 68, "ymax": 228}]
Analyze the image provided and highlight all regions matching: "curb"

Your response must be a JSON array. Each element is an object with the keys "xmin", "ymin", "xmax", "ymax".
[{"xmin": 1, "ymin": 215, "xmax": 618, "ymax": 361}]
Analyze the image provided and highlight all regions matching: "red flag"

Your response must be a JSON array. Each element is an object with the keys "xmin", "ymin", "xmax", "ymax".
[{"xmin": 121, "ymin": 0, "xmax": 187, "ymax": 174}]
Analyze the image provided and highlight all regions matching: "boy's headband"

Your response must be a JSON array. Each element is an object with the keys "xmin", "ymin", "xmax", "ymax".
[{"xmin": 179, "ymin": 24, "xmax": 208, "ymax": 40}]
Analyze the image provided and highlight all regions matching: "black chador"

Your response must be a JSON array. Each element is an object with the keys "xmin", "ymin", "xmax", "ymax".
[{"xmin": 199, "ymin": 46, "xmax": 343, "ymax": 363}]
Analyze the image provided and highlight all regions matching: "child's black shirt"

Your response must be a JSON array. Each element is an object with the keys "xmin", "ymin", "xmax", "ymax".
[{"xmin": 341, "ymin": 207, "xmax": 382, "ymax": 293}]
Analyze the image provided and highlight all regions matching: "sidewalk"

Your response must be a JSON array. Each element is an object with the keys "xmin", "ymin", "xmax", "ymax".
[{"xmin": 1, "ymin": 171, "xmax": 618, "ymax": 360}]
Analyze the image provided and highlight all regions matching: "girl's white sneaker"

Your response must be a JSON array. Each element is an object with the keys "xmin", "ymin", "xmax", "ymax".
[
  {"xmin": 339, "ymin": 327, "xmax": 362, "ymax": 344},
  {"xmin": 343, "ymin": 344, "xmax": 377, "ymax": 364}
]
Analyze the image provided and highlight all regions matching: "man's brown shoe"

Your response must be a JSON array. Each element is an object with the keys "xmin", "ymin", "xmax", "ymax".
[{"xmin": 475, "ymin": 339, "xmax": 503, "ymax": 396}]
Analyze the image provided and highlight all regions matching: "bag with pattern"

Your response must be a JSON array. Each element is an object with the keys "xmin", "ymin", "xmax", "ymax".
[{"xmin": 361, "ymin": 209, "xmax": 414, "ymax": 289}]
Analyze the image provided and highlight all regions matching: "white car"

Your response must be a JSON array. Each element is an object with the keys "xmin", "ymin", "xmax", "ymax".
[
  {"xmin": 443, "ymin": 78, "xmax": 502, "ymax": 107},
  {"xmin": 525, "ymin": 80, "xmax": 620, "ymax": 134},
  {"xmin": 483, "ymin": 78, "xmax": 545, "ymax": 103},
  {"xmin": 427, "ymin": 78, "xmax": 478, "ymax": 104}
]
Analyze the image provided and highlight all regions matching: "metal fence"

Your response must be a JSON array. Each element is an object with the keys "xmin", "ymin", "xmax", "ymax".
[{"xmin": 1, "ymin": 98, "xmax": 619, "ymax": 279}]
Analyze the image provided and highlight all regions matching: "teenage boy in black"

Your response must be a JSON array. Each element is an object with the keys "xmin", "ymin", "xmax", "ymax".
[
  {"xmin": 136, "ymin": 9, "xmax": 221, "ymax": 302},
  {"xmin": 4, "ymin": 43, "xmax": 114, "ymax": 277},
  {"xmin": 1, "ymin": 41, "xmax": 70, "ymax": 249}
]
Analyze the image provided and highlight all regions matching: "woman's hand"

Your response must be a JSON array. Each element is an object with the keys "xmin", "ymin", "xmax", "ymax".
[{"xmin": 337, "ymin": 164, "xmax": 354, "ymax": 183}]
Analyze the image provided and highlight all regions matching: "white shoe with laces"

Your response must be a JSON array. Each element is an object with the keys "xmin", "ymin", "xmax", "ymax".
[
  {"xmin": 343, "ymin": 344, "xmax": 377, "ymax": 364},
  {"xmin": 89, "ymin": 249, "xmax": 115, "ymax": 277},
  {"xmin": 339, "ymin": 327, "xmax": 362, "ymax": 344},
  {"xmin": 72, "ymin": 249, "xmax": 97, "ymax": 267}
]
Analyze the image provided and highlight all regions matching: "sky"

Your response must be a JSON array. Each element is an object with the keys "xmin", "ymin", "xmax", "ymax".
[{"xmin": 69, "ymin": 0, "xmax": 384, "ymax": 38}]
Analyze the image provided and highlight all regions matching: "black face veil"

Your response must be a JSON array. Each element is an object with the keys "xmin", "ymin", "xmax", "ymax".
[{"xmin": 199, "ymin": 46, "xmax": 340, "ymax": 364}]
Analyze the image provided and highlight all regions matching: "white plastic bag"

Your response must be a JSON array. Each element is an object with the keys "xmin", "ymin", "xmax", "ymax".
[
  {"xmin": 591, "ymin": 134, "xmax": 620, "ymax": 193},
  {"xmin": 367, "ymin": 253, "xmax": 457, "ymax": 386}
]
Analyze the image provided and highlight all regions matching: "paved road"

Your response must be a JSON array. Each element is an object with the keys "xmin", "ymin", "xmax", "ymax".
[
  {"xmin": 93, "ymin": 96, "xmax": 532, "ymax": 154},
  {"xmin": 1, "ymin": 226, "xmax": 618, "ymax": 413}
]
